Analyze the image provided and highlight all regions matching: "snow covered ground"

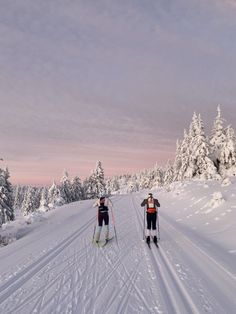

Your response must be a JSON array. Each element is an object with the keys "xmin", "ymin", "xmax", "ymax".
[{"xmin": 0, "ymin": 179, "xmax": 235, "ymax": 313}]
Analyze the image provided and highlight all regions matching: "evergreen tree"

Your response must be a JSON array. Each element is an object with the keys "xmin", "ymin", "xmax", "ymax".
[
  {"xmin": 83, "ymin": 172, "xmax": 97, "ymax": 199},
  {"xmin": 34, "ymin": 187, "xmax": 42, "ymax": 210},
  {"xmin": 60, "ymin": 170, "xmax": 73, "ymax": 203},
  {"xmin": 177, "ymin": 129, "xmax": 191, "ymax": 180},
  {"xmin": 71, "ymin": 176, "xmax": 83, "ymax": 201},
  {"xmin": 39, "ymin": 187, "xmax": 49, "ymax": 212},
  {"xmin": 82, "ymin": 177, "xmax": 89, "ymax": 199},
  {"xmin": 48, "ymin": 182, "xmax": 57, "ymax": 206},
  {"xmin": 93, "ymin": 161, "xmax": 106, "ymax": 196},
  {"xmin": 219, "ymin": 125, "xmax": 236, "ymax": 175},
  {"xmin": 84, "ymin": 161, "xmax": 106, "ymax": 198},
  {"xmin": 22, "ymin": 186, "xmax": 37, "ymax": 216},
  {"xmin": 13, "ymin": 185, "xmax": 21, "ymax": 210},
  {"xmin": 183, "ymin": 112, "xmax": 200, "ymax": 179},
  {"xmin": 116, "ymin": 174, "xmax": 130, "ymax": 193},
  {"xmin": 138, "ymin": 169, "xmax": 151, "ymax": 190},
  {"xmin": 21, "ymin": 186, "xmax": 28, "ymax": 215},
  {"xmin": 0, "ymin": 168, "xmax": 14, "ymax": 226},
  {"xmin": 14, "ymin": 185, "xmax": 28, "ymax": 210},
  {"xmin": 152, "ymin": 164, "xmax": 164, "ymax": 188},
  {"xmin": 105, "ymin": 177, "xmax": 119, "ymax": 195},
  {"xmin": 127, "ymin": 174, "xmax": 139, "ymax": 192},
  {"xmin": 48, "ymin": 181, "xmax": 65, "ymax": 208},
  {"xmin": 163, "ymin": 160, "xmax": 174, "ymax": 188},
  {"xmin": 190, "ymin": 114, "xmax": 218, "ymax": 179},
  {"xmin": 210, "ymin": 105, "xmax": 226, "ymax": 170}
]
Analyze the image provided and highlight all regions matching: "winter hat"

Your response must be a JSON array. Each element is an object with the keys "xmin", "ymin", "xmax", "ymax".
[{"xmin": 99, "ymin": 194, "xmax": 106, "ymax": 201}]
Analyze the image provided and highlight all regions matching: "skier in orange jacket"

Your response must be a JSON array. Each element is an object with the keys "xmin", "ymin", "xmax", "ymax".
[{"xmin": 141, "ymin": 193, "xmax": 160, "ymax": 244}]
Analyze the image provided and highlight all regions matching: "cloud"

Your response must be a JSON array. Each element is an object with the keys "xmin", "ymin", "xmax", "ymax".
[
  {"xmin": 1, "ymin": 0, "xmax": 236, "ymax": 185},
  {"xmin": 216, "ymin": 0, "xmax": 236, "ymax": 9}
]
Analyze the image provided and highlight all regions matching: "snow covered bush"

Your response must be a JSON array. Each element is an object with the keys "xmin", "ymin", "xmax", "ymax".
[
  {"xmin": 221, "ymin": 177, "xmax": 231, "ymax": 187},
  {"xmin": 206, "ymin": 192, "xmax": 225, "ymax": 209},
  {"xmin": 0, "ymin": 233, "xmax": 15, "ymax": 246},
  {"xmin": 0, "ymin": 221, "xmax": 17, "ymax": 246},
  {"xmin": 25, "ymin": 211, "xmax": 46, "ymax": 225}
]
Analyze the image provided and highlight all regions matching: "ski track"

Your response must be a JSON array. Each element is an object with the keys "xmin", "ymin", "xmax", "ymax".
[
  {"xmin": 96, "ymin": 245, "xmax": 151, "ymax": 314},
  {"xmin": 0, "ymin": 195, "xmax": 235, "ymax": 313},
  {"xmin": 132, "ymin": 194, "xmax": 236, "ymax": 314},
  {"xmin": 0, "ymin": 196, "xmax": 156, "ymax": 314},
  {"xmin": 159, "ymin": 215, "xmax": 236, "ymax": 313},
  {"xmin": 0, "ymin": 216, "xmax": 94, "ymax": 301},
  {"xmin": 132, "ymin": 195, "xmax": 201, "ymax": 314},
  {"xmin": 0, "ymin": 222, "xmax": 95, "ymax": 313}
]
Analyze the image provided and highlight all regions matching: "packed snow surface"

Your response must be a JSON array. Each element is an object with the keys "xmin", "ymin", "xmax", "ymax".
[{"xmin": 0, "ymin": 179, "xmax": 235, "ymax": 313}]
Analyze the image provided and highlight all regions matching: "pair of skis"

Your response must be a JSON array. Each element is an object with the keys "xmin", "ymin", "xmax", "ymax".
[
  {"xmin": 146, "ymin": 237, "xmax": 159, "ymax": 249},
  {"xmin": 94, "ymin": 237, "xmax": 114, "ymax": 248}
]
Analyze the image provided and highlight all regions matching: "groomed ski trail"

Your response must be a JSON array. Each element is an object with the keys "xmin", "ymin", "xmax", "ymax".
[
  {"xmin": 132, "ymin": 195, "xmax": 201, "ymax": 314},
  {"xmin": 0, "ymin": 194, "xmax": 235, "ymax": 313},
  {"xmin": 132, "ymin": 194, "xmax": 236, "ymax": 314}
]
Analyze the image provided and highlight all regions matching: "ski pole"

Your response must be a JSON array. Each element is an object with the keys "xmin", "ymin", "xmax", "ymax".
[
  {"xmin": 157, "ymin": 210, "xmax": 160, "ymax": 241},
  {"xmin": 110, "ymin": 203, "xmax": 118, "ymax": 245},
  {"xmin": 92, "ymin": 223, "xmax": 96, "ymax": 242},
  {"xmin": 107, "ymin": 197, "xmax": 118, "ymax": 245},
  {"xmin": 92, "ymin": 209, "xmax": 98, "ymax": 242},
  {"xmin": 143, "ymin": 208, "xmax": 146, "ymax": 240}
]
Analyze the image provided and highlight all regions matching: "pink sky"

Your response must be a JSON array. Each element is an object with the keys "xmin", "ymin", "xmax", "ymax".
[
  {"xmin": 1, "ymin": 1, "xmax": 236, "ymax": 186},
  {"xmin": 5, "ymin": 142, "xmax": 176, "ymax": 186}
]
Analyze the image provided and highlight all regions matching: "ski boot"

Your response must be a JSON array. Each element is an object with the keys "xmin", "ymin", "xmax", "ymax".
[
  {"xmin": 95, "ymin": 226, "xmax": 102, "ymax": 243},
  {"xmin": 153, "ymin": 236, "xmax": 157, "ymax": 244},
  {"xmin": 104, "ymin": 225, "xmax": 109, "ymax": 241}
]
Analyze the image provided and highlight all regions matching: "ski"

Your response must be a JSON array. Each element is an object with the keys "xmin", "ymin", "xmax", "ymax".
[
  {"xmin": 93, "ymin": 240, "xmax": 100, "ymax": 247},
  {"xmin": 94, "ymin": 237, "xmax": 114, "ymax": 248},
  {"xmin": 151, "ymin": 236, "xmax": 159, "ymax": 248},
  {"xmin": 145, "ymin": 237, "xmax": 159, "ymax": 249},
  {"xmin": 145, "ymin": 237, "xmax": 151, "ymax": 248},
  {"xmin": 100, "ymin": 237, "xmax": 114, "ymax": 247},
  {"xmin": 99, "ymin": 239, "xmax": 109, "ymax": 248},
  {"xmin": 146, "ymin": 241, "xmax": 159, "ymax": 249}
]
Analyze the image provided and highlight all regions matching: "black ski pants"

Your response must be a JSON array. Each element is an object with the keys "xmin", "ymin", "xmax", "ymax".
[
  {"xmin": 98, "ymin": 212, "xmax": 109, "ymax": 227},
  {"xmin": 146, "ymin": 212, "xmax": 157, "ymax": 230}
]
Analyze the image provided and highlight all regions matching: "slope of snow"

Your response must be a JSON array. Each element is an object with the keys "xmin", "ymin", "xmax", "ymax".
[{"xmin": 0, "ymin": 180, "xmax": 235, "ymax": 313}]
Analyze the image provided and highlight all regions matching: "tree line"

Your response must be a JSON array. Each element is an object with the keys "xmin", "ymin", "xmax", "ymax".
[{"xmin": 1, "ymin": 105, "xmax": 236, "ymax": 227}]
